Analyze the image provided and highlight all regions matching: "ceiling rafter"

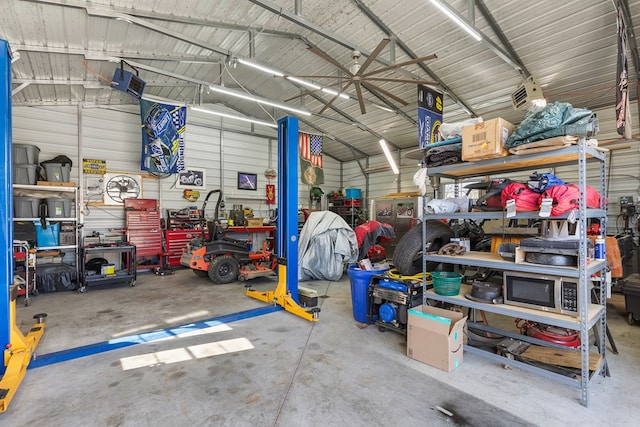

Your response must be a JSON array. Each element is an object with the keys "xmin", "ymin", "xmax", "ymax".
[{"xmin": 22, "ymin": 1, "xmax": 407, "ymax": 157}]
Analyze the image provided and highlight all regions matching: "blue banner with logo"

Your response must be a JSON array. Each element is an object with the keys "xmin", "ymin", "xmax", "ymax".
[
  {"xmin": 417, "ymin": 85, "xmax": 443, "ymax": 148},
  {"xmin": 140, "ymin": 99, "xmax": 186, "ymax": 174}
]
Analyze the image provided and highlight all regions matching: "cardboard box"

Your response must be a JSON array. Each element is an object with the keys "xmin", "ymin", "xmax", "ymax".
[
  {"xmin": 407, "ymin": 305, "xmax": 467, "ymax": 372},
  {"xmin": 462, "ymin": 118, "xmax": 515, "ymax": 161},
  {"xmin": 245, "ymin": 218, "xmax": 264, "ymax": 227}
]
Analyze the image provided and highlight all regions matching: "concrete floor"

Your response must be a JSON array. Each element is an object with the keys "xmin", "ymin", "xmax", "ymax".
[{"xmin": 2, "ymin": 266, "xmax": 640, "ymax": 426}]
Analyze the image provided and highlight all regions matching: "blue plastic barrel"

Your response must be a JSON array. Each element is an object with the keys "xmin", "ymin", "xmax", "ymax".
[{"xmin": 347, "ymin": 264, "xmax": 390, "ymax": 323}]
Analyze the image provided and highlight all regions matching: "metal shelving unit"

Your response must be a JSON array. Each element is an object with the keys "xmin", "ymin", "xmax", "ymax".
[
  {"xmin": 12, "ymin": 183, "xmax": 80, "ymax": 274},
  {"xmin": 422, "ymin": 138, "xmax": 608, "ymax": 407}
]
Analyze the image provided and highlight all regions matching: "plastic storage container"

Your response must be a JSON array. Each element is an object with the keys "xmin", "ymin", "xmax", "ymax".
[
  {"xmin": 43, "ymin": 163, "xmax": 71, "ymax": 182},
  {"xmin": 13, "ymin": 144, "xmax": 40, "ymax": 165},
  {"xmin": 14, "ymin": 197, "xmax": 42, "ymax": 218},
  {"xmin": 347, "ymin": 264, "xmax": 390, "ymax": 323},
  {"xmin": 34, "ymin": 221, "xmax": 60, "ymax": 247},
  {"xmin": 45, "ymin": 198, "xmax": 71, "ymax": 218},
  {"xmin": 345, "ymin": 188, "xmax": 362, "ymax": 199},
  {"xmin": 13, "ymin": 164, "xmax": 39, "ymax": 184}
]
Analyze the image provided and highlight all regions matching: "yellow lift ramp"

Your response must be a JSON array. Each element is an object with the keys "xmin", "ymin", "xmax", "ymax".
[
  {"xmin": 245, "ymin": 116, "xmax": 320, "ymax": 322},
  {"xmin": 0, "ymin": 286, "xmax": 46, "ymax": 413}
]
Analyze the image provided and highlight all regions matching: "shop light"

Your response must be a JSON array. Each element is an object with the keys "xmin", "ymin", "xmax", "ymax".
[
  {"xmin": 321, "ymin": 87, "xmax": 350, "ymax": 99},
  {"xmin": 207, "ymin": 84, "xmax": 311, "ymax": 116},
  {"xmin": 191, "ymin": 106, "xmax": 277, "ymax": 128},
  {"xmin": 428, "ymin": 0, "xmax": 482, "ymax": 41},
  {"xmin": 237, "ymin": 58, "xmax": 284, "ymax": 77},
  {"xmin": 379, "ymin": 139, "xmax": 399, "ymax": 175},
  {"xmin": 286, "ymin": 76, "xmax": 322, "ymax": 90}
]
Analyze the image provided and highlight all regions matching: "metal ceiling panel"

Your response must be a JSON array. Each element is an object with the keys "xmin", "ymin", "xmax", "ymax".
[{"xmin": 2, "ymin": 0, "xmax": 638, "ymax": 161}]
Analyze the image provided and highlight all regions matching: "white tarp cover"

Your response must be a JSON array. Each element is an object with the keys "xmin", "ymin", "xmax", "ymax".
[{"xmin": 298, "ymin": 211, "xmax": 358, "ymax": 281}]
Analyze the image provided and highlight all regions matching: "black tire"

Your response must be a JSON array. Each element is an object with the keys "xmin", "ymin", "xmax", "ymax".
[
  {"xmin": 192, "ymin": 269, "xmax": 209, "ymax": 278},
  {"xmin": 208, "ymin": 255, "xmax": 240, "ymax": 284},
  {"xmin": 392, "ymin": 220, "xmax": 454, "ymax": 276}
]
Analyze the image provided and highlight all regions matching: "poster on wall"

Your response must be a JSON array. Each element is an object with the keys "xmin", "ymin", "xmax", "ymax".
[
  {"xmin": 299, "ymin": 132, "xmax": 324, "ymax": 185},
  {"xmin": 176, "ymin": 167, "xmax": 206, "ymax": 189},
  {"xmin": 417, "ymin": 84, "xmax": 443, "ymax": 148},
  {"xmin": 140, "ymin": 99, "xmax": 186, "ymax": 174}
]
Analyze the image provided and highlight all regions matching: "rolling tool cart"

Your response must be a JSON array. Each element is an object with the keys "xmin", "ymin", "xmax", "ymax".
[{"xmin": 79, "ymin": 243, "xmax": 136, "ymax": 292}]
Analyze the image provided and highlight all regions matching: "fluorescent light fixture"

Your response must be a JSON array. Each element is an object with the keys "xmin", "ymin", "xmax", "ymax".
[
  {"xmin": 286, "ymin": 76, "xmax": 322, "ymax": 90},
  {"xmin": 373, "ymin": 103, "xmax": 395, "ymax": 113},
  {"xmin": 321, "ymin": 87, "xmax": 350, "ymax": 100},
  {"xmin": 428, "ymin": 0, "xmax": 482, "ymax": 41},
  {"xmin": 208, "ymin": 84, "xmax": 311, "ymax": 116},
  {"xmin": 379, "ymin": 139, "xmax": 400, "ymax": 175},
  {"xmin": 191, "ymin": 106, "xmax": 277, "ymax": 128},
  {"xmin": 237, "ymin": 58, "xmax": 284, "ymax": 77}
]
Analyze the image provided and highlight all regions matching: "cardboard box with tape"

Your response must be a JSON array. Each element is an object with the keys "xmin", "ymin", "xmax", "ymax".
[{"xmin": 462, "ymin": 118, "xmax": 515, "ymax": 161}]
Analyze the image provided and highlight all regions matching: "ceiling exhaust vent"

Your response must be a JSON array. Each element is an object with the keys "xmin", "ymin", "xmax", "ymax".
[{"xmin": 511, "ymin": 76, "xmax": 544, "ymax": 110}]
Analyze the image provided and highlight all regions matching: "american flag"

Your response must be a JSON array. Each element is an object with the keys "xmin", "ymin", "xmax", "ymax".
[{"xmin": 299, "ymin": 132, "xmax": 323, "ymax": 168}]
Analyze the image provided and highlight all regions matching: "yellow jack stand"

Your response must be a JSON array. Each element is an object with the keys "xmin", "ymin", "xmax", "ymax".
[
  {"xmin": 246, "ymin": 264, "xmax": 320, "ymax": 322},
  {"xmin": 0, "ymin": 285, "xmax": 46, "ymax": 413}
]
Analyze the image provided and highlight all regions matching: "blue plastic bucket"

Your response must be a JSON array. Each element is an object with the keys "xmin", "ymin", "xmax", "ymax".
[{"xmin": 347, "ymin": 264, "xmax": 390, "ymax": 323}]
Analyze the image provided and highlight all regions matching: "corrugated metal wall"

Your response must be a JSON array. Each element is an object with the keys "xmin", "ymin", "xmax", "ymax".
[
  {"xmin": 12, "ymin": 105, "xmax": 342, "ymax": 241},
  {"xmin": 13, "ymin": 103, "xmax": 639, "ymax": 238}
]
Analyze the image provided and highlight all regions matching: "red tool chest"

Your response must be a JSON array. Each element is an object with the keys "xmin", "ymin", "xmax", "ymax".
[
  {"xmin": 164, "ymin": 229, "xmax": 208, "ymax": 267},
  {"xmin": 125, "ymin": 200, "xmax": 163, "ymax": 270}
]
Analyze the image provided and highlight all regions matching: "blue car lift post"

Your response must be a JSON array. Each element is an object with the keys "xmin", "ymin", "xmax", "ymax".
[
  {"xmin": 0, "ymin": 39, "xmax": 47, "ymax": 413},
  {"xmin": 245, "ymin": 116, "xmax": 319, "ymax": 322}
]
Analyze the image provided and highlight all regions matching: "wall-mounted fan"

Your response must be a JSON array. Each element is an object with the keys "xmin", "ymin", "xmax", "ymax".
[
  {"xmin": 285, "ymin": 38, "xmax": 438, "ymax": 114},
  {"xmin": 104, "ymin": 173, "xmax": 142, "ymax": 205}
]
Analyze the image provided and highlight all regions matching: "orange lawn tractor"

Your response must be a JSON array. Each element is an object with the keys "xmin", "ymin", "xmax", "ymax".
[{"xmin": 180, "ymin": 189, "xmax": 276, "ymax": 283}]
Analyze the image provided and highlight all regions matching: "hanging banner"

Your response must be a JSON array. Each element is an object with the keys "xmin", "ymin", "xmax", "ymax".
[
  {"xmin": 140, "ymin": 99, "xmax": 186, "ymax": 174},
  {"xmin": 417, "ymin": 84, "xmax": 443, "ymax": 148},
  {"xmin": 616, "ymin": 6, "xmax": 629, "ymax": 136},
  {"xmin": 299, "ymin": 132, "xmax": 324, "ymax": 185},
  {"xmin": 266, "ymin": 184, "xmax": 276, "ymax": 204}
]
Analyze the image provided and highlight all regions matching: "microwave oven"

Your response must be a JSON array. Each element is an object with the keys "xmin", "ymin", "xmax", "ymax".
[{"xmin": 503, "ymin": 271, "xmax": 580, "ymax": 317}]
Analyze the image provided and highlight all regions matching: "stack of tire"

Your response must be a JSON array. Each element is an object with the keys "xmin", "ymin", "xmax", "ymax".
[{"xmin": 392, "ymin": 220, "xmax": 454, "ymax": 276}]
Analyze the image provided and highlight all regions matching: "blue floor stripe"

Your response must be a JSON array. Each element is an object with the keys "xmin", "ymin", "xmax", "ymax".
[{"xmin": 29, "ymin": 305, "xmax": 283, "ymax": 369}]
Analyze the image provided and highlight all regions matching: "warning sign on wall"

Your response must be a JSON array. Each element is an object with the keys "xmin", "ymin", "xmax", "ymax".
[{"xmin": 83, "ymin": 159, "xmax": 106, "ymax": 175}]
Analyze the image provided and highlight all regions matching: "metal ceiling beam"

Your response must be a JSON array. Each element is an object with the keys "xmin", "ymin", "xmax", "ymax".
[
  {"xmin": 11, "ymin": 45, "xmax": 223, "ymax": 64},
  {"xmin": 475, "ymin": 0, "xmax": 529, "ymax": 77},
  {"xmin": 428, "ymin": 0, "xmax": 525, "ymax": 74},
  {"xmin": 25, "ymin": 0, "xmax": 300, "ymax": 40},
  {"xmin": 351, "ymin": 0, "xmax": 476, "ymax": 117},
  {"xmin": 308, "ymin": 92, "xmax": 401, "ymax": 152}
]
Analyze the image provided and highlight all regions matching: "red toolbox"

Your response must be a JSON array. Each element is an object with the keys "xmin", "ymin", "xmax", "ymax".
[
  {"xmin": 126, "ymin": 202, "xmax": 162, "ymax": 270},
  {"xmin": 164, "ymin": 229, "xmax": 208, "ymax": 267}
]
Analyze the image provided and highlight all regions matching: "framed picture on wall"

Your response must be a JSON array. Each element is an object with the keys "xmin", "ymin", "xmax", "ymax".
[
  {"xmin": 176, "ymin": 167, "xmax": 206, "ymax": 189},
  {"xmin": 237, "ymin": 172, "xmax": 257, "ymax": 190}
]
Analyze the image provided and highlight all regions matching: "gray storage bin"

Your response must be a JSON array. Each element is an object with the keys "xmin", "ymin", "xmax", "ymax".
[
  {"xmin": 14, "ymin": 197, "xmax": 42, "ymax": 218},
  {"xmin": 45, "ymin": 198, "xmax": 71, "ymax": 218},
  {"xmin": 13, "ymin": 144, "xmax": 41, "ymax": 165},
  {"xmin": 13, "ymin": 164, "xmax": 39, "ymax": 185},
  {"xmin": 43, "ymin": 163, "xmax": 71, "ymax": 182}
]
